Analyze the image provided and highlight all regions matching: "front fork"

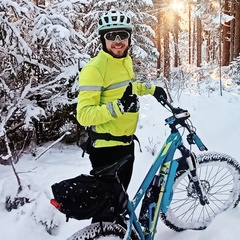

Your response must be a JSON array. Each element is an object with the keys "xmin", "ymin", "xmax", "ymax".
[{"xmin": 178, "ymin": 146, "xmax": 209, "ymax": 205}]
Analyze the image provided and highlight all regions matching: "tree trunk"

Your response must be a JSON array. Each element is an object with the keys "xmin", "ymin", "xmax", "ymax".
[
  {"xmin": 163, "ymin": 17, "xmax": 170, "ymax": 80},
  {"xmin": 196, "ymin": 17, "xmax": 202, "ymax": 67},
  {"xmin": 173, "ymin": 12, "xmax": 180, "ymax": 67},
  {"xmin": 206, "ymin": 31, "xmax": 211, "ymax": 62},
  {"xmin": 222, "ymin": 0, "xmax": 231, "ymax": 66},
  {"xmin": 192, "ymin": 19, "xmax": 196, "ymax": 64},
  {"xmin": 173, "ymin": 26, "xmax": 179, "ymax": 67},
  {"xmin": 229, "ymin": 0, "xmax": 235, "ymax": 62},
  {"xmin": 234, "ymin": 0, "xmax": 240, "ymax": 58},
  {"xmin": 188, "ymin": 5, "xmax": 192, "ymax": 64},
  {"xmin": 156, "ymin": 14, "xmax": 162, "ymax": 73}
]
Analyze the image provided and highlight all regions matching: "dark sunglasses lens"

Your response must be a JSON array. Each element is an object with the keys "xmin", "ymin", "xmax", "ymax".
[
  {"xmin": 105, "ymin": 31, "xmax": 129, "ymax": 41},
  {"xmin": 105, "ymin": 32, "xmax": 116, "ymax": 41},
  {"xmin": 118, "ymin": 31, "xmax": 129, "ymax": 40}
]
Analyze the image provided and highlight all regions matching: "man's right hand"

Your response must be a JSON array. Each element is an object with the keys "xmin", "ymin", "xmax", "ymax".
[{"xmin": 117, "ymin": 83, "xmax": 140, "ymax": 113}]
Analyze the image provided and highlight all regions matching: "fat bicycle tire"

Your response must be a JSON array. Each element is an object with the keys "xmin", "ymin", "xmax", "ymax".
[
  {"xmin": 67, "ymin": 221, "xmax": 140, "ymax": 240},
  {"xmin": 161, "ymin": 152, "xmax": 240, "ymax": 231}
]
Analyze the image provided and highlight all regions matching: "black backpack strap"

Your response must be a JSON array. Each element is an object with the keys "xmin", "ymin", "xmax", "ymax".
[
  {"xmin": 81, "ymin": 136, "xmax": 91, "ymax": 157},
  {"xmin": 81, "ymin": 130, "xmax": 142, "ymax": 157},
  {"xmin": 133, "ymin": 134, "xmax": 142, "ymax": 152},
  {"xmin": 89, "ymin": 131, "xmax": 133, "ymax": 143},
  {"xmin": 90, "ymin": 130, "xmax": 142, "ymax": 152}
]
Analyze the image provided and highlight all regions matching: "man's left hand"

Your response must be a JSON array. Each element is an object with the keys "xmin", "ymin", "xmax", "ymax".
[{"xmin": 153, "ymin": 86, "xmax": 167, "ymax": 102}]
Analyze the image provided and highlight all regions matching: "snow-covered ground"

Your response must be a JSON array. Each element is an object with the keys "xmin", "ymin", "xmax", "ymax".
[{"xmin": 1, "ymin": 82, "xmax": 240, "ymax": 240}]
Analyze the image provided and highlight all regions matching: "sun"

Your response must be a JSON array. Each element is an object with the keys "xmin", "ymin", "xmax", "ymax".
[{"xmin": 171, "ymin": 0, "xmax": 184, "ymax": 12}]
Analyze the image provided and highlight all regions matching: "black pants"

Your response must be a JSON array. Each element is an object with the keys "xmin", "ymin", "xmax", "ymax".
[{"xmin": 89, "ymin": 142, "xmax": 135, "ymax": 190}]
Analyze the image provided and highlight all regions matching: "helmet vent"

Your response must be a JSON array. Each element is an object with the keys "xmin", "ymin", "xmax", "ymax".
[{"xmin": 104, "ymin": 16, "xmax": 109, "ymax": 23}]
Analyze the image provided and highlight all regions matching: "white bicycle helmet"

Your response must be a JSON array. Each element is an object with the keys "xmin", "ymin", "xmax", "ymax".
[{"xmin": 98, "ymin": 10, "xmax": 133, "ymax": 35}]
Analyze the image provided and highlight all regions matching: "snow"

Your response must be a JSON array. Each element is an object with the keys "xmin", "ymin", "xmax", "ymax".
[
  {"xmin": 1, "ymin": 0, "xmax": 239, "ymax": 238},
  {"xmin": 1, "ymin": 82, "xmax": 240, "ymax": 240}
]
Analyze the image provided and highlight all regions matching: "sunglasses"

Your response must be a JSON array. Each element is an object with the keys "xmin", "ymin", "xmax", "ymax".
[{"xmin": 104, "ymin": 31, "xmax": 130, "ymax": 42}]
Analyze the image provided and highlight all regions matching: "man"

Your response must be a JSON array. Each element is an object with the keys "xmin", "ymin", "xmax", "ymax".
[{"xmin": 76, "ymin": 10, "xmax": 167, "ymax": 191}]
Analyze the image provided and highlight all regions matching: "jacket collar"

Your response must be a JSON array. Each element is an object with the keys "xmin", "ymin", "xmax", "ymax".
[{"xmin": 100, "ymin": 50, "xmax": 129, "ymax": 62}]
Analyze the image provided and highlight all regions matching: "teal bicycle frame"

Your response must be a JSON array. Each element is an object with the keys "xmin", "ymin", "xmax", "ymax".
[{"xmin": 123, "ymin": 99, "xmax": 207, "ymax": 240}]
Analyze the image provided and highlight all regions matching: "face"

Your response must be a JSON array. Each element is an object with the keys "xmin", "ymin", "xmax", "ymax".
[
  {"xmin": 104, "ymin": 31, "xmax": 130, "ymax": 58},
  {"xmin": 105, "ymin": 38, "xmax": 129, "ymax": 58}
]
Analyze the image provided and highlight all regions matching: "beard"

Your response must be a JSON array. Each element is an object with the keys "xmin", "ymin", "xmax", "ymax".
[
  {"xmin": 107, "ymin": 46, "xmax": 129, "ymax": 58},
  {"xmin": 100, "ymin": 34, "xmax": 131, "ymax": 58}
]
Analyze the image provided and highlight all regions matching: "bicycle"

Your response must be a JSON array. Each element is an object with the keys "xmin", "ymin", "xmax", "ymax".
[{"xmin": 67, "ymin": 98, "xmax": 240, "ymax": 240}]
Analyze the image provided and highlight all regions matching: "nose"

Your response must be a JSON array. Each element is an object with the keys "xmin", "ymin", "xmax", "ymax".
[{"xmin": 114, "ymin": 35, "xmax": 121, "ymax": 42}]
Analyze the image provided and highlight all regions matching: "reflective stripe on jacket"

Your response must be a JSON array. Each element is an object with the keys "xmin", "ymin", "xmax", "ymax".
[{"xmin": 76, "ymin": 50, "xmax": 156, "ymax": 148}]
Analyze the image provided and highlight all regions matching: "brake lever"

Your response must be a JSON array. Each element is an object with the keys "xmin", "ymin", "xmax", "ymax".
[
  {"xmin": 159, "ymin": 97, "xmax": 189, "ymax": 118},
  {"xmin": 159, "ymin": 96, "xmax": 174, "ymax": 110}
]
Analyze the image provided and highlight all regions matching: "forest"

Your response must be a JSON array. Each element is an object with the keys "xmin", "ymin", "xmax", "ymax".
[{"xmin": 0, "ymin": 0, "xmax": 240, "ymax": 164}]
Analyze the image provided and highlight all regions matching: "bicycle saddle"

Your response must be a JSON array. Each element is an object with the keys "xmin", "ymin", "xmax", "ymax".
[{"xmin": 90, "ymin": 154, "xmax": 132, "ymax": 177}]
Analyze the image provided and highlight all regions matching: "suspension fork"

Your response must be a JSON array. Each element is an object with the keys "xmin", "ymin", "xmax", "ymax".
[{"xmin": 178, "ymin": 145, "xmax": 209, "ymax": 205}]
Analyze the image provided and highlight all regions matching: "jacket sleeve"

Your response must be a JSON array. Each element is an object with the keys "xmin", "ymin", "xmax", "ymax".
[
  {"xmin": 76, "ymin": 66, "xmax": 123, "ymax": 127},
  {"xmin": 134, "ymin": 82, "xmax": 156, "ymax": 96}
]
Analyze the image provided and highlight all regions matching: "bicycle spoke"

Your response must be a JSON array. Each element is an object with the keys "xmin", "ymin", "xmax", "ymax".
[{"xmin": 161, "ymin": 152, "xmax": 240, "ymax": 231}]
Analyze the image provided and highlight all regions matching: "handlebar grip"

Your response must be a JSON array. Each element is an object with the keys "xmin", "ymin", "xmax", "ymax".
[
  {"xmin": 159, "ymin": 96, "xmax": 174, "ymax": 110},
  {"xmin": 192, "ymin": 134, "xmax": 208, "ymax": 151}
]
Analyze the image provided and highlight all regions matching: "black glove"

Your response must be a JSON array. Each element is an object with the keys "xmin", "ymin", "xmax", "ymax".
[
  {"xmin": 118, "ymin": 83, "xmax": 140, "ymax": 113},
  {"xmin": 153, "ymin": 86, "xmax": 167, "ymax": 102}
]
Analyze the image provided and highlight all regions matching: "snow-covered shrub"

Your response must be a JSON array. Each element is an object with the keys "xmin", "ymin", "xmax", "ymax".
[
  {"xmin": 229, "ymin": 55, "xmax": 240, "ymax": 85},
  {"xmin": 0, "ymin": 1, "xmax": 88, "ymax": 161},
  {"xmin": 1, "ymin": 176, "xmax": 61, "ymax": 235}
]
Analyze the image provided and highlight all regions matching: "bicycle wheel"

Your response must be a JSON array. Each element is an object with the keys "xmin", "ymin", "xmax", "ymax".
[
  {"xmin": 161, "ymin": 152, "xmax": 240, "ymax": 231},
  {"xmin": 67, "ymin": 222, "xmax": 140, "ymax": 240}
]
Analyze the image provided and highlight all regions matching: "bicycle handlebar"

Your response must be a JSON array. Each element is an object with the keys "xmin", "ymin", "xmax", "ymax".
[
  {"xmin": 159, "ymin": 97, "xmax": 187, "ymax": 115},
  {"xmin": 160, "ymin": 96, "xmax": 208, "ymax": 151}
]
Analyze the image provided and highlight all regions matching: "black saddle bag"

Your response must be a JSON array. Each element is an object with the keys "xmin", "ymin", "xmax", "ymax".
[{"xmin": 51, "ymin": 174, "xmax": 128, "ymax": 221}]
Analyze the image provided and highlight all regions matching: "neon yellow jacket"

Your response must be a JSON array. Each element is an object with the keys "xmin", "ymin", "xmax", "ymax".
[{"xmin": 76, "ymin": 50, "xmax": 156, "ymax": 148}]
